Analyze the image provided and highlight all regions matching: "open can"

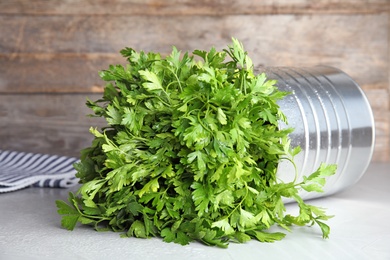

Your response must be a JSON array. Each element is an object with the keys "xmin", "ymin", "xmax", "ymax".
[{"xmin": 265, "ymin": 66, "xmax": 375, "ymax": 200}]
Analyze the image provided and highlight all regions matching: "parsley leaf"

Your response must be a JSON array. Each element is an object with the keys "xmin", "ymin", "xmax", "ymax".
[{"xmin": 56, "ymin": 199, "xmax": 80, "ymax": 231}]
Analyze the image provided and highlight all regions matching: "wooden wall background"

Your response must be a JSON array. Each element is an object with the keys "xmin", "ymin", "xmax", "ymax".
[{"xmin": 0, "ymin": 0, "xmax": 389, "ymax": 162}]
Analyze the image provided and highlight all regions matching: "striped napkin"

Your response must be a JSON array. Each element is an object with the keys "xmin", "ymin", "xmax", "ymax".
[{"xmin": 0, "ymin": 150, "xmax": 79, "ymax": 193}]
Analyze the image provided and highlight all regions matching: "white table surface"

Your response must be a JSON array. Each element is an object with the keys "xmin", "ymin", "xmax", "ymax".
[{"xmin": 1, "ymin": 163, "xmax": 389, "ymax": 260}]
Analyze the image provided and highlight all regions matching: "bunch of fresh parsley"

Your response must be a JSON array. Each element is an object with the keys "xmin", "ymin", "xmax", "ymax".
[{"xmin": 57, "ymin": 38, "xmax": 336, "ymax": 247}]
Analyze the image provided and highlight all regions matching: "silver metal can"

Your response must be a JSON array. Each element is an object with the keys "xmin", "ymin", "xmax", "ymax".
[{"xmin": 265, "ymin": 66, "xmax": 375, "ymax": 200}]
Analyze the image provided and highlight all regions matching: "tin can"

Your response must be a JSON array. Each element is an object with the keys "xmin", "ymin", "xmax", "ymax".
[{"xmin": 265, "ymin": 66, "xmax": 375, "ymax": 200}]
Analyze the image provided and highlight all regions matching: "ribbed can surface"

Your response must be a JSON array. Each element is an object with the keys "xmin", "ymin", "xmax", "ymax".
[{"xmin": 265, "ymin": 66, "xmax": 375, "ymax": 200}]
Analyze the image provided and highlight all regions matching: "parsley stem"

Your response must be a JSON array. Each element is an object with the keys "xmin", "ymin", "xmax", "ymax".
[
  {"xmin": 71, "ymin": 197, "xmax": 110, "ymax": 221},
  {"xmin": 154, "ymin": 94, "xmax": 172, "ymax": 107},
  {"xmin": 197, "ymin": 111, "xmax": 211, "ymax": 133},
  {"xmin": 227, "ymin": 183, "xmax": 249, "ymax": 220},
  {"xmin": 278, "ymin": 157, "xmax": 298, "ymax": 184},
  {"xmin": 166, "ymin": 67, "xmax": 183, "ymax": 92},
  {"xmin": 190, "ymin": 106, "xmax": 213, "ymax": 133}
]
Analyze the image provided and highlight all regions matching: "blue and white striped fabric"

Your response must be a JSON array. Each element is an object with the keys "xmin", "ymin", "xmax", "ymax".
[{"xmin": 0, "ymin": 150, "xmax": 79, "ymax": 193}]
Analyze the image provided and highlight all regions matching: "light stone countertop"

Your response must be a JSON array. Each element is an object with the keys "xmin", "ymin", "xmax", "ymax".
[{"xmin": 0, "ymin": 163, "xmax": 389, "ymax": 260}]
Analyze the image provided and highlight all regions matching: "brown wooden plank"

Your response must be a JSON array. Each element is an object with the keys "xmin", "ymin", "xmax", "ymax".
[
  {"xmin": 2, "ymin": 110, "xmax": 388, "ymax": 160},
  {"xmin": 0, "ymin": 94, "xmax": 106, "ymax": 157},
  {"xmin": 1, "ymin": 122, "xmax": 95, "ymax": 157},
  {"xmin": 372, "ymin": 110, "xmax": 390, "ymax": 162},
  {"xmin": 1, "ymin": 14, "xmax": 388, "ymax": 93},
  {"xmin": 388, "ymin": 12, "xmax": 390, "ymax": 111},
  {"xmin": 3, "ymin": 117, "xmax": 387, "ymax": 160},
  {"xmin": 4, "ymin": 53, "xmax": 387, "ymax": 95},
  {"xmin": 0, "ymin": 53, "xmax": 118, "ymax": 93},
  {"xmin": 365, "ymin": 89, "xmax": 389, "ymax": 111},
  {"xmin": 0, "ymin": 0, "xmax": 388, "ymax": 15},
  {"xmin": 1, "ymin": 14, "xmax": 388, "ymax": 55},
  {"xmin": 0, "ymin": 94, "xmax": 388, "ymax": 161},
  {"xmin": 0, "ymin": 53, "xmax": 387, "ymax": 103},
  {"xmin": 1, "ymin": 110, "xmax": 388, "ymax": 161},
  {"xmin": 0, "ymin": 94, "xmax": 105, "ymax": 122}
]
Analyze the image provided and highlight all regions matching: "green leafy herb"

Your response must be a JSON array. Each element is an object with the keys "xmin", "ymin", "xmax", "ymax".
[{"xmin": 57, "ymin": 38, "xmax": 336, "ymax": 247}]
